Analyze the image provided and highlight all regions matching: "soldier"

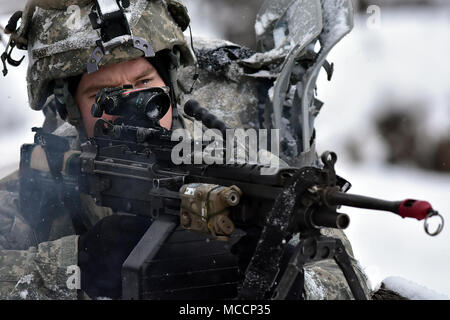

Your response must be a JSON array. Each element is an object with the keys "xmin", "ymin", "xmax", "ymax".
[{"xmin": 0, "ymin": 0, "xmax": 372, "ymax": 300}]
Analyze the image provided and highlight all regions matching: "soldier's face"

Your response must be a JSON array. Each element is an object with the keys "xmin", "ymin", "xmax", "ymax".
[{"xmin": 75, "ymin": 57, "xmax": 171, "ymax": 137}]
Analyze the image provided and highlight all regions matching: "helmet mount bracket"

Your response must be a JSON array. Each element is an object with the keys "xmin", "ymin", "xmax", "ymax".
[{"xmin": 87, "ymin": 0, "xmax": 155, "ymax": 74}]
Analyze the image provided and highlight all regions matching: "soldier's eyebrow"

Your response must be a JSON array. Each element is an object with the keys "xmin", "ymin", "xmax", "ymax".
[
  {"xmin": 84, "ymin": 81, "xmax": 118, "ymax": 97},
  {"xmin": 83, "ymin": 82, "xmax": 115, "ymax": 95},
  {"xmin": 134, "ymin": 64, "xmax": 157, "ymax": 81},
  {"xmin": 81, "ymin": 63, "xmax": 157, "ymax": 97}
]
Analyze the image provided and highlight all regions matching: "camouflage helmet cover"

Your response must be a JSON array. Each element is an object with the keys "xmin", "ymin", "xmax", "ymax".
[{"xmin": 26, "ymin": 0, "xmax": 195, "ymax": 110}]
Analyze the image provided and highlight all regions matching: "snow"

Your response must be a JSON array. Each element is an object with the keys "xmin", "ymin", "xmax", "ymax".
[
  {"xmin": 32, "ymin": 29, "xmax": 98, "ymax": 58},
  {"xmin": 17, "ymin": 274, "xmax": 33, "ymax": 285},
  {"xmin": 43, "ymin": 17, "xmax": 52, "ymax": 33},
  {"xmin": 304, "ymin": 269, "xmax": 326, "ymax": 300},
  {"xmin": 383, "ymin": 276, "xmax": 449, "ymax": 300},
  {"xmin": 255, "ymin": 12, "xmax": 279, "ymax": 37},
  {"xmin": 321, "ymin": 0, "xmax": 353, "ymax": 47},
  {"xmin": 19, "ymin": 290, "xmax": 28, "ymax": 299},
  {"xmin": 125, "ymin": 0, "xmax": 149, "ymax": 27},
  {"xmin": 241, "ymin": 43, "xmax": 290, "ymax": 66},
  {"xmin": 49, "ymin": 62, "xmax": 66, "ymax": 71},
  {"xmin": 268, "ymin": 86, "xmax": 274, "ymax": 102},
  {"xmin": 273, "ymin": 25, "xmax": 287, "ymax": 48}
]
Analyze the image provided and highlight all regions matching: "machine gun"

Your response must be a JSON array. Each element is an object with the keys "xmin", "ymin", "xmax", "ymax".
[{"xmin": 19, "ymin": 86, "xmax": 444, "ymax": 300}]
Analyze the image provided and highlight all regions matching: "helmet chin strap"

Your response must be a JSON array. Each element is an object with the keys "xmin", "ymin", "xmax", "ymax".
[
  {"xmin": 87, "ymin": 0, "xmax": 155, "ymax": 74},
  {"xmin": 54, "ymin": 79, "xmax": 88, "ymax": 143}
]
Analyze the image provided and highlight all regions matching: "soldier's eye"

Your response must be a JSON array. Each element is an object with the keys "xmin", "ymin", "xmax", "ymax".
[{"xmin": 139, "ymin": 79, "xmax": 151, "ymax": 86}]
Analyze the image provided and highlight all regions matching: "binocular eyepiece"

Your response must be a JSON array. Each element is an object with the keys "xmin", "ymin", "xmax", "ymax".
[{"xmin": 91, "ymin": 85, "xmax": 171, "ymax": 126}]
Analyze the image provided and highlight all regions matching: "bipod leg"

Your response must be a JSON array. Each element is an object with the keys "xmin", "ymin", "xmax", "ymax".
[
  {"xmin": 333, "ymin": 239, "xmax": 367, "ymax": 300},
  {"xmin": 272, "ymin": 236, "xmax": 367, "ymax": 300},
  {"xmin": 271, "ymin": 240, "xmax": 307, "ymax": 300},
  {"xmin": 272, "ymin": 236, "xmax": 337, "ymax": 300}
]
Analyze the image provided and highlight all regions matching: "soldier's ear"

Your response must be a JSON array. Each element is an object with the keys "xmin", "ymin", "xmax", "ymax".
[{"xmin": 166, "ymin": 0, "xmax": 190, "ymax": 32}]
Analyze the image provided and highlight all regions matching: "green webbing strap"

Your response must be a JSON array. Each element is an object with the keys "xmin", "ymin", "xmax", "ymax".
[{"xmin": 54, "ymin": 79, "xmax": 88, "ymax": 142}]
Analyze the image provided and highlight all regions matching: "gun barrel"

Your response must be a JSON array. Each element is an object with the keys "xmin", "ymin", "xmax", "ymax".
[
  {"xmin": 311, "ymin": 208, "xmax": 350, "ymax": 230},
  {"xmin": 325, "ymin": 191, "xmax": 434, "ymax": 221},
  {"xmin": 325, "ymin": 191, "xmax": 400, "ymax": 214}
]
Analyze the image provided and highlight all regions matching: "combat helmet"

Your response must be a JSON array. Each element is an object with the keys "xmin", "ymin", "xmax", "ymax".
[{"xmin": 2, "ymin": 0, "xmax": 196, "ymax": 136}]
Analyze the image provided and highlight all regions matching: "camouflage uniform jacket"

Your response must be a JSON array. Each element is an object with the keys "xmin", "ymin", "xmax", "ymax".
[{"xmin": 0, "ymin": 38, "xmax": 372, "ymax": 300}]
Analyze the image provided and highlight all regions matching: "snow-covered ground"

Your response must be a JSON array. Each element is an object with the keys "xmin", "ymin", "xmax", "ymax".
[
  {"xmin": 0, "ymin": 3, "xmax": 449, "ymax": 298},
  {"xmin": 383, "ymin": 276, "xmax": 448, "ymax": 300}
]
